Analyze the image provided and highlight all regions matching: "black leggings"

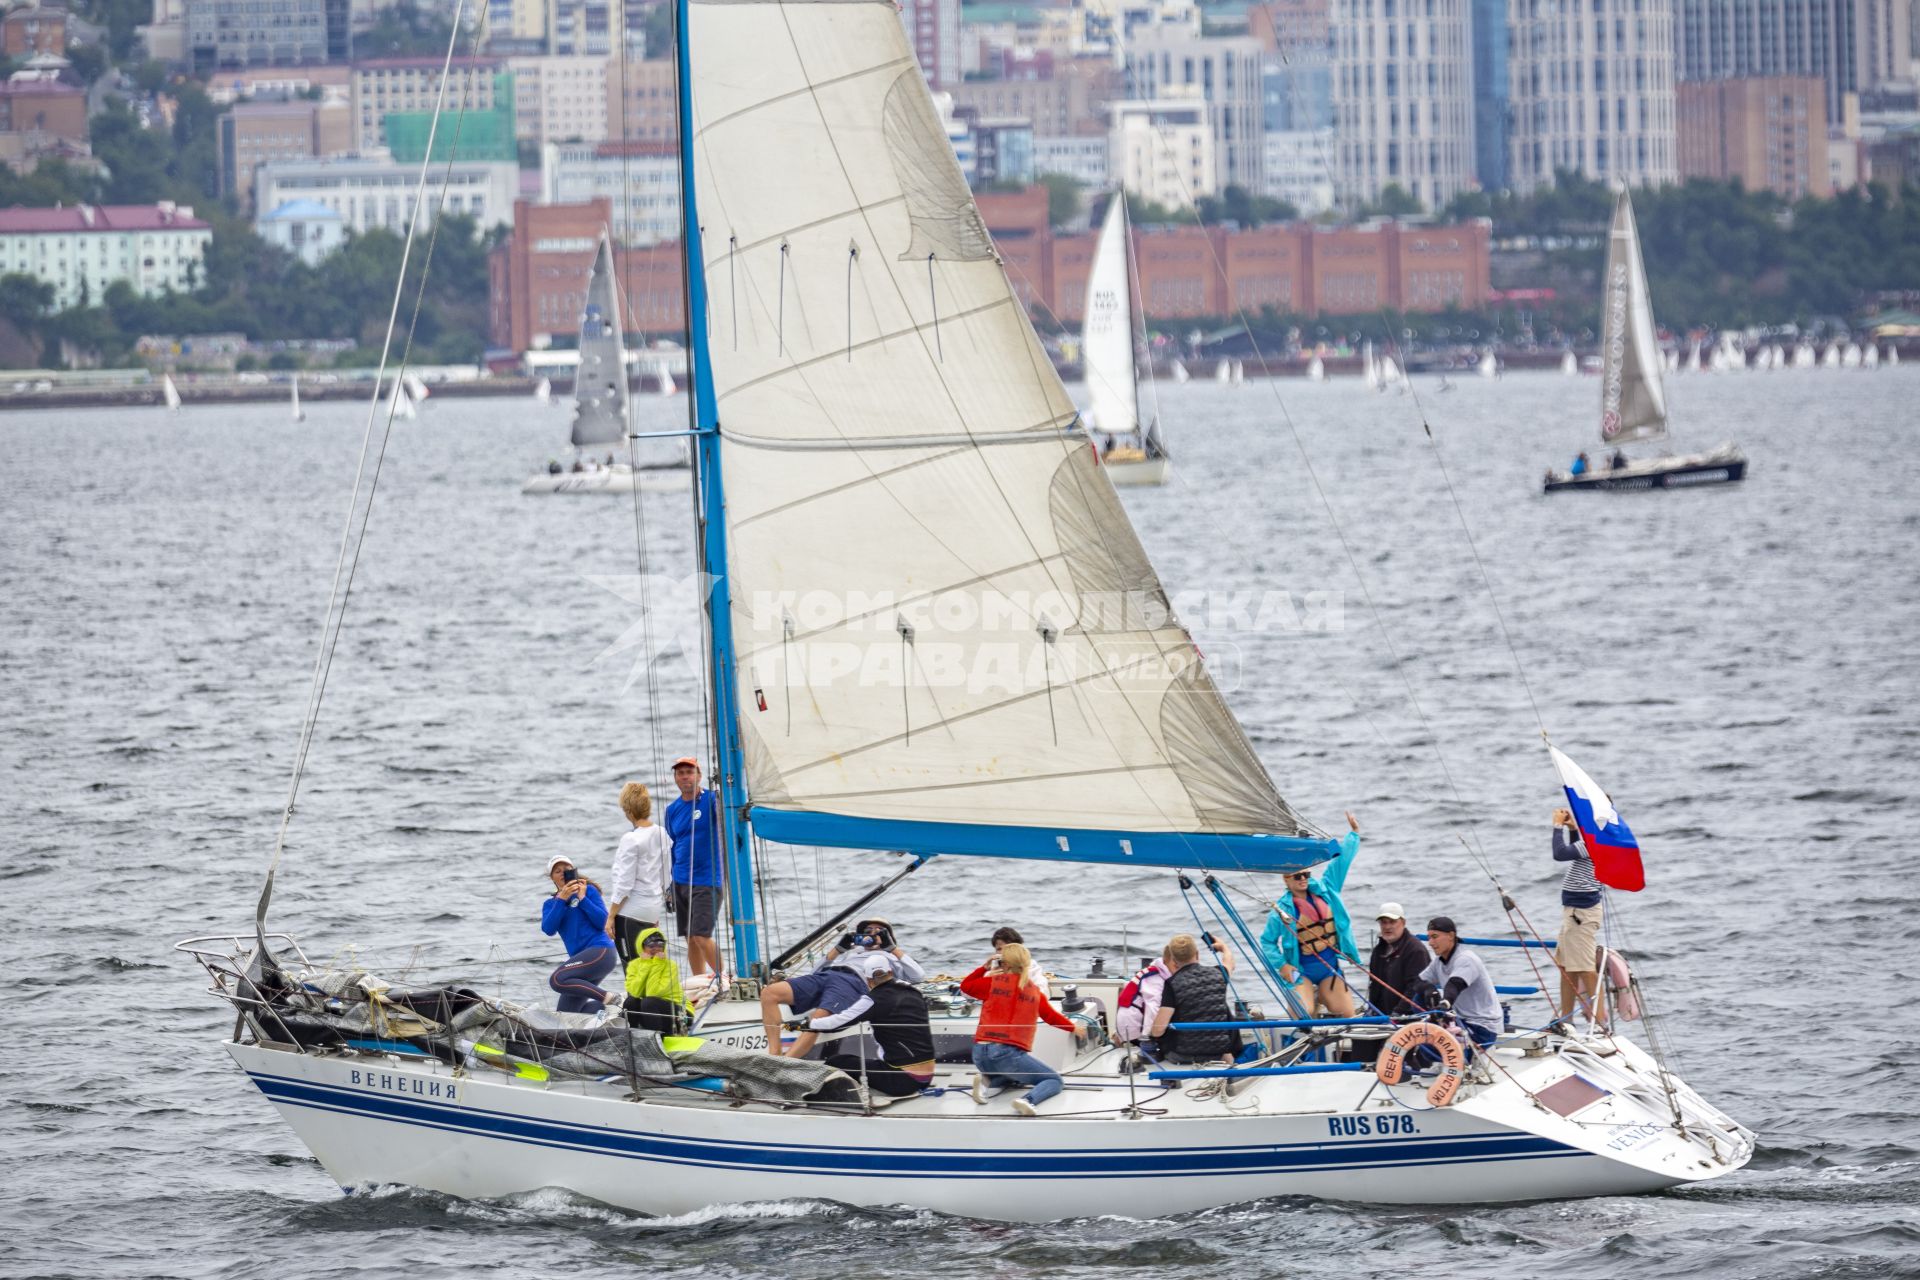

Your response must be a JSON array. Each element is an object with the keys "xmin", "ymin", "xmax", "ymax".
[
  {"xmin": 822, "ymin": 1052, "xmax": 932, "ymax": 1098},
  {"xmin": 612, "ymin": 916, "xmax": 657, "ymax": 966},
  {"xmin": 624, "ymin": 996, "xmax": 683, "ymax": 1034}
]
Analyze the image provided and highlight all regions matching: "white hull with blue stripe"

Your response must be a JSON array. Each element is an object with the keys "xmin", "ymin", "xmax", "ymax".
[{"xmin": 228, "ymin": 1023, "xmax": 1750, "ymax": 1221}]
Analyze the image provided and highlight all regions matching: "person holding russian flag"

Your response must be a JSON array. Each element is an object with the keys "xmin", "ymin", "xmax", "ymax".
[{"xmin": 1548, "ymin": 745, "xmax": 1647, "ymax": 1022}]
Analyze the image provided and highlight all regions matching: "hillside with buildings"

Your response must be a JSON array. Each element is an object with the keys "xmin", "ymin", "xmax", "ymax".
[{"xmin": 2, "ymin": 0, "xmax": 1918, "ymax": 371}]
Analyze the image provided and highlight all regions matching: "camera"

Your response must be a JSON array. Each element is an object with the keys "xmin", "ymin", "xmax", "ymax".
[{"xmin": 562, "ymin": 868, "xmax": 584, "ymax": 884}]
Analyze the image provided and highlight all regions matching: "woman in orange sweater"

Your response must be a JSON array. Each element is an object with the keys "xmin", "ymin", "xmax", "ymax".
[{"xmin": 959, "ymin": 943, "xmax": 1088, "ymax": 1116}]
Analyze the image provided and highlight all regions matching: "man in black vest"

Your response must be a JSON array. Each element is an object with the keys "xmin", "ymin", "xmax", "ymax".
[
  {"xmin": 1354, "ymin": 901, "xmax": 1432, "ymax": 1063},
  {"xmin": 1148, "ymin": 934, "xmax": 1241, "ymax": 1064}
]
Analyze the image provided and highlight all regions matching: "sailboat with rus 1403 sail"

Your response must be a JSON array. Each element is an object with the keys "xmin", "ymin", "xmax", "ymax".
[
  {"xmin": 1081, "ymin": 193, "xmax": 1168, "ymax": 486},
  {"xmin": 187, "ymin": 0, "xmax": 1752, "ymax": 1223},
  {"xmin": 1545, "ymin": 190, "xmax": 1746, "ymax": 493},
  {"xmin": 523, "ymin": 232, "xmax": 689, "ymax": 495}
]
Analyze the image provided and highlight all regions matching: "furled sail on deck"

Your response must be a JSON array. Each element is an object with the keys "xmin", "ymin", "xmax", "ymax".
[
  {"xmin": 1598, "ymin": 190, "xmax": 1667, "ymax": 446},
  {"xmin": 1081, "ymin": 195, "xmax": 1138, "ymax": 442},
  {"xmin": 572, "ymin": 234, "xmax": 629, "ymax": 449},
  {"xmin": 685, "ymin": 0, "xmax": 1332, "ymax": 870}
]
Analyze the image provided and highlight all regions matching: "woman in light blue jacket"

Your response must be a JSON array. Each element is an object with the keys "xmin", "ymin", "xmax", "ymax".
[{"xmin": 1260, "ymin": 812, "xmax": 1363, "ymax": 1017}]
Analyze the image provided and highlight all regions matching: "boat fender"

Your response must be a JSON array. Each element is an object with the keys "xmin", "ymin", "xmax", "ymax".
[{"xmin": 1375, "ymin": 1022, "xmax": 1466, "ymax": 1106}]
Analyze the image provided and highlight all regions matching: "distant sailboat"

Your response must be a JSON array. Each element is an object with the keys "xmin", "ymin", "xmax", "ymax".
[
  {"xmin": 1170, "ymin": 358, "xmax": 1190, "ymax": 384},
  {"xmin": 1545, "ymin": 190, "xmax": 1745, "ymax": 493},
  {"xmin": 1793, "ymin": 342, "xmax": 1816, "ymax": 369},
  {"xmin": 1230, "ymin": 358, "xmax": 1246, "ymax": 386},
  {"xmin": 1686, "ymin": 339, "xmax": 1702, "ymax": 373},
  {"xmin": 1306, "ymin": 354, "xmax": 1325, "ymax": 382},
  {"xmin": 1841, "ymin": 341, "xmax": 1862, "ymax": 368},
  {"xmin": 1214, "ymin": 357, "xmax": 1232, "ymax": 384},
  {"xmin": 534, "ymin": 376, "xmax": 552, "ymax": 404},
  {"xmin": 1822, "ymin": 342, "xmax": 1841, "ymax": 369},
  {"xmin": 524, "ymin": 232, "xmax": 687, "ymax": 495},
  {"xmin": 658, "ymin": 362, "xmax": 678, "ymax": 397},
  {"xmin": 1080, "ymin": 194, "xmax": 1168, "ymax": 486},
  {"xmin": 291, "ymin": 373, "xmax": 306, "ymax": 422},
  {"xmin": 388, "ymin": 378, "xmax": 416, "ymax": 421},
  {"xmin": 1477, "ymin": 349, "xmax": 1498, "ymax": 378},
  {"xmin": 1889, "ymin": 345, "xmax": 1902, "ymax": 367},
  {"xmin": 1562, "ymin": 350, "xmax": 1580, "ymax": 376},
  {"xmin": 404, "ymin": 372, "xmax": 430, "ymax": 405},
  {"xmin": 1362, "ymin": 340, "xmax": 1381, "ymax": 390},
  {"xmin": 1862, "ymin": 342, "xmax": 1879, "ymax": 369},
  {"xmin": 161, "ymin": 373, "xmax": 181, "ymax": 412},
  {"xmin": 1379, "ymin": 353, "xmax": 1405, "ymax": 391}
]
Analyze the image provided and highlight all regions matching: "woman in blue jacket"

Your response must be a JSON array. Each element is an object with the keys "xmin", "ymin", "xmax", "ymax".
[
  {"xmin": 541, "ymin": 853, "xmax": 616, "ymax": 1014},
  {"xmin": 1260, "ymin": 812, "xmax": 1363, "ymax": 1018}
]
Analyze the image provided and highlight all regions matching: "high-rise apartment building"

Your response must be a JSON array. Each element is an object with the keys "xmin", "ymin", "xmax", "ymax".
[
  {"xmin": 1470, "ymin": 0, "xmax": 1508, "ymax": 189},
  {"xmin": 349, "ymin": 56, "xmax": 504, "ymax": 151},
  {"xmin": 899, "ymin": 0, "xmax": 959, "ymax": 90},
  {"xmin": 187, "ymin": 0, "xmax": 350, "ymax": 70},
  {"xmin": 604, "ymin": 56, "xmax": 678, "ymax": 146},
  {"xmin": 1507, "ymin": 0, "xmax": 1679, "ymax": 192},
  {"xmin": 508, "ymin": 54, "xmax": 609, "ymax": 146},
  {"xmin": 1328, "ymin": 0, "xmax": 1477, "ymax": 207},
  {"xmin": 1676, "ymin": 74, "xmax": 1830, "ymax": 194},
  {"xmin": 1124, "ymin": 26, "xmax": 1265, "ymax": 194},
  {"xmin": 1672, "ymin": 0, "xmax": 1906, "ymax": 123}
]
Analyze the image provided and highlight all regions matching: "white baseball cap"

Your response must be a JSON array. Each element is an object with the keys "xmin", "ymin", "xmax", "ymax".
[
  {"xmin": 1376, "ymin": 901, "xmax": 1406, "ymax": 921},
  {"xmin": 545, "ymin": 853, "xmax": 574, "ymax": 875}
]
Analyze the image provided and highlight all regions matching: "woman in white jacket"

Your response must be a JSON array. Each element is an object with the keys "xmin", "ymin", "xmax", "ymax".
[{"xmin": 607, "ymin": 782, "xmax": 673, "ymax": 966}]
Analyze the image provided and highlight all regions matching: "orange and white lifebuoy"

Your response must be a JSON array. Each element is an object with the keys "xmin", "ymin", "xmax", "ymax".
[{"xmin": 1375, "ymin": 1022, "xmax": 1468, "ymax": 1106}]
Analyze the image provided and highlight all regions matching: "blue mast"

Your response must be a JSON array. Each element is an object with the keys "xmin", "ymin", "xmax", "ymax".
[{"xmin": 674, "ymin": 0, "xmax": 760, "ymax": 977}]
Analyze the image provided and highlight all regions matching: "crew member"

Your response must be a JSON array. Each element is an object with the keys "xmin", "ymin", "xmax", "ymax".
[
  {"xmin": 806, "ymin": 955, "xmax": 938, "ymax": 1098},
  {"xmin": 961, "ymin": 942, "xmax": 1088, "ymax": 1116},
  {"xmin": 622, "ymin": 927, "xmax": 690, "ymax": 1033},
  {"xmin": 1416, "ymin": 917, "xmax": 1501, "ymax": 1057},
  {"xmin": 1552, "ymin": 807, "xmax": 1605, "ymax": 1021},
  {"xmin": 1149, "ymin": 934, "xmax": 1240, "ymax": 1064},
  {"xmin": 540, "ymin": 855, "xmax": 615, "ymax": 1015},
  {"xmin": 1260, "ymin": 811, "xmax": 1363, "ymax": 1017},
  {"xmin": 666, "ymin": 756, "xmax": 721, "ymax": 979}
]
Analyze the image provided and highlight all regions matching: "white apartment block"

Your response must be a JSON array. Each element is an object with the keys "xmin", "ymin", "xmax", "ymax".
[
  {"xmin": 256, "ymin": 155, "xmax": 520, "ymax": 236},
  {"xmin": 1111, "ymin": 97, "xmax": 1216, "ymax": 207},
  {"xmin": 1124, "ymin": 26, "xmax": 1265, "ymax": 193},
  {"xmin": 1034, "ymin": 133, "xmax": 1111, "ymax": 188},
  {"xmin": 350, "ymin": 58, "xmax": 505, "ymax": 152},
  {"xmin": 1329, "ymin": 0, "xmax": 1477, "ymax": 208},
  {"xmin": 1263, "ymin": 128, "xmax": 1338, "ymax": 215},
  {"xmin": 508, "ymin": 55, "xmax": 610, "ymax": 146},
  {"xmin": 540, "ymin": 141, "xmax": 680, "ymax": 245},
  {"xmin": 1507, "ymin": 0, "xmax": 1678, "ymax": 192},
  {"xmin": 0, "ymin": 203, "xmax": 212, "ymax": 311}
]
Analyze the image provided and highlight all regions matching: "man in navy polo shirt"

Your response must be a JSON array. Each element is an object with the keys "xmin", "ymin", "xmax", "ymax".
[{"xmin": 666, "ymin": 755, "xmax": 722, "ymax": 978}]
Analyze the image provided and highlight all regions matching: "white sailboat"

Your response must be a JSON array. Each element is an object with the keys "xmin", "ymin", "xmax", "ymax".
[
  {"xmin": 1793, "ymin": 341, "xmax": 1815, "ymax": 369},
  {"xmin": 1477, "ymin": 349, "xmax": 1498, "ymax": 378},
  {"xmin": 291, "ymin": 373, "xmax": 306, "ymax": 422},
  {"xmin": 524, "ymin": 234, "xmax": 689, "ymax": 495},
  {"xmin": 1306, "ymin": 353, "xmax": 1326, "ymax": 382},
  {"xmin": 1890, "ymin": 344, "xmax": 1902, "ymax": 367},
  {"xmin": 533, "ymin": 375, "xmax": 552, "ymax": 404},
  {"xmin": 1214, "ymin": 355, "xmax": 1232, "ymax": 383},
  {"xmin": 201, "ymin": 1, "xmax": 1753, "ymax": 1221},
  {"xmin": 1170, "ymin": 357, "xmax": 1190, "ymax": 384},
  {"xmin": 1686, "ymin": 339, "xmax": 1702, "ymax": 373},
  {"xmin": 161, "ymin": 372, "xmax": 181, "ymax": 412},
  {"xmin": 1862, "ymin": 342, "xmax": 1879, "ymax": 369},
  {"xmin": 1230, "ymin": 358, "xmax": 1246, "ymax": 385},
  {"xmin": 1841, "ymin": 341, "xmax": 1862, "ymax": 368},
  {"xmin": 1563, "ymin": 350, "xmax": 1580, "ymax": 376},
  {"xmin": 1080, "ymin": 194, "xmax": 1168, "ymax": 486},
  {"xmin": 657, "ymin": 362, "xmax": 678, "ymax": 397},
  {"xmin": 387, "ymin": 377, "xmax": 416, "ymax": 421},
  {"xmin": 1546, "ymin": 191, "xmax": 1745, "ymax": 492},
  {"xmin": 1822, "ymin": 342, "xmax": 1841, "ymax": 369},
  {"xmin": 403, "ymin": 371, "xmax": 431, "ymax": 406}
]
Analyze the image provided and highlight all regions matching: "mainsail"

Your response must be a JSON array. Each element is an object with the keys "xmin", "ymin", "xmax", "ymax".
[
  {"xmin": 1081, "ymin": 195, "xmax": 1138, "ymax": 443},
  {"xmin": 572, "ymin": 234, "xmax": 629, "ymax": 449},
  {"xmin": 1598, "ymin": 190, "xmax": 1667, "ymax": 446},
  {"xmin": 684, "ymin": 0, "xmax": 1331, "ymax": 871}
]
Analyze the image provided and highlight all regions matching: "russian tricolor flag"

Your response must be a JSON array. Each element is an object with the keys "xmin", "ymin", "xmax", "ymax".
[{"xmin": 1549, "ymin": 745, "xmax": 1645, "ymax": 892}]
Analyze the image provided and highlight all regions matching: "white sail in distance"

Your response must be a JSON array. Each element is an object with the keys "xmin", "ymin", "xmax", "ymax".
[
  {"xmin": 162, "ymin": 373, "xmax": 181, "ymax": 412},
  {"xmin": 1081, "ymin": 195, "xmax": 1138, "ymax": 442},
  {"xmin": 684, "ymin": 0, "xmax": 1318, "ymax": 854},
  {"xmin": 572, "ymin": 234, "xmax": 630, "ymax": 449},
  {"xmin": 1597, "ymin": 190, "xmax": 1667, "ymax": 446}
]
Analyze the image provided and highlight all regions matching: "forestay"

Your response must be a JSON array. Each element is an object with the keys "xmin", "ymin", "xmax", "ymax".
[
  {"xmin": 1597, "ymin": 190, "xmax": 1667, "ymax": 446},
  {"xmin": 685, "ymin": 0, "xmax": 1333, "ymax": 870},
  {"xmin": 1081, "ymin": 194, "xmax": 1139, "ymax": 441},
  {"xmin": 572, "ymin": 234, "xmax": 629, "ymax": 449}
]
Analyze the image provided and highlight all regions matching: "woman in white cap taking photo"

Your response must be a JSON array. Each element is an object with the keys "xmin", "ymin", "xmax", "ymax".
[{"xmin": 540, "ymin": 854, "xmax": 617, "ymax": 1015}]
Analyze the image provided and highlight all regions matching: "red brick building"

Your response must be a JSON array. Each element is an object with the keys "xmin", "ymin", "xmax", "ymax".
[
  {"xmin": 2, "ymin": 3, "xmax": 67, "ymax": 57},
  {"xmin": 488, "ymin": 198, "xmax": 686, "ymax": 352},
  {"xmin": 489, "ymin": 189, "xmax": 1492, "ymax": 352}
]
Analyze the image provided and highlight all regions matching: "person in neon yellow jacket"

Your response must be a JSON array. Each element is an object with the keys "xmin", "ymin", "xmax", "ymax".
[
  {"xmin": 623, "ymin": 927, "xmax": 691, "ymax": 1034},
  {"xmin": 1260, "ymin": 812, "xmax": 1363, "ymax": 1017}
]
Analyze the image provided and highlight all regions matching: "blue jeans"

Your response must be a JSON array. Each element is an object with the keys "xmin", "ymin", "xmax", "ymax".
[
  {"xmin": 972, "ymin": 1040, "xmax": 1062, "ymax": 1105},
  {"xmin": 551, "ymin": 945, "xmax": 615, "ymax": 1013}
]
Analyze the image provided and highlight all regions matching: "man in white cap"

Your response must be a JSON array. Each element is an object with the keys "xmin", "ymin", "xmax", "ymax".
[
  {"xmin": 1366, "ymin": 902, "xmax": 1432, "ymax": 1019},
  {"xmin": 805, "ymin": 953, "xmax": 939, "ymax": 1099}
]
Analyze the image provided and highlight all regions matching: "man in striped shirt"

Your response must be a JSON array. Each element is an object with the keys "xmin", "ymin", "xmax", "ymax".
[{"xmin": 1552, "ymin": 808, "xmax": 1603, "ymax": 1020}]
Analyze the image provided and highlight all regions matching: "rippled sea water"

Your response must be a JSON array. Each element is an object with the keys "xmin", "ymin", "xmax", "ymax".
[{"xmin": 3, "ymin": 370, "xmax": 1917, "ymax": 1279}]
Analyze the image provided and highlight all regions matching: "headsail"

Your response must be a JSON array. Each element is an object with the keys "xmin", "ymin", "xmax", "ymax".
[
  {"xmin": 683, "ymin": 0, "xmax": 1333, "ymax": 872},
  {"xmin": 1598, "ymin": 190, "xmax": 1667, "ymax": 446},
  {"xmin": 1081, "ymin": 194, "xmax": 1138, "ymax": 443},
  {"xmin": 572, "ymin": 233, "xmax": 629, "ymax": 449}
]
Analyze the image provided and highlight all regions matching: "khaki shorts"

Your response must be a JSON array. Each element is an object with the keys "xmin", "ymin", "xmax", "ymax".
[{"xmin": 1557, "ymin": 905, "xmax": 1603, "ymax": 972}]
